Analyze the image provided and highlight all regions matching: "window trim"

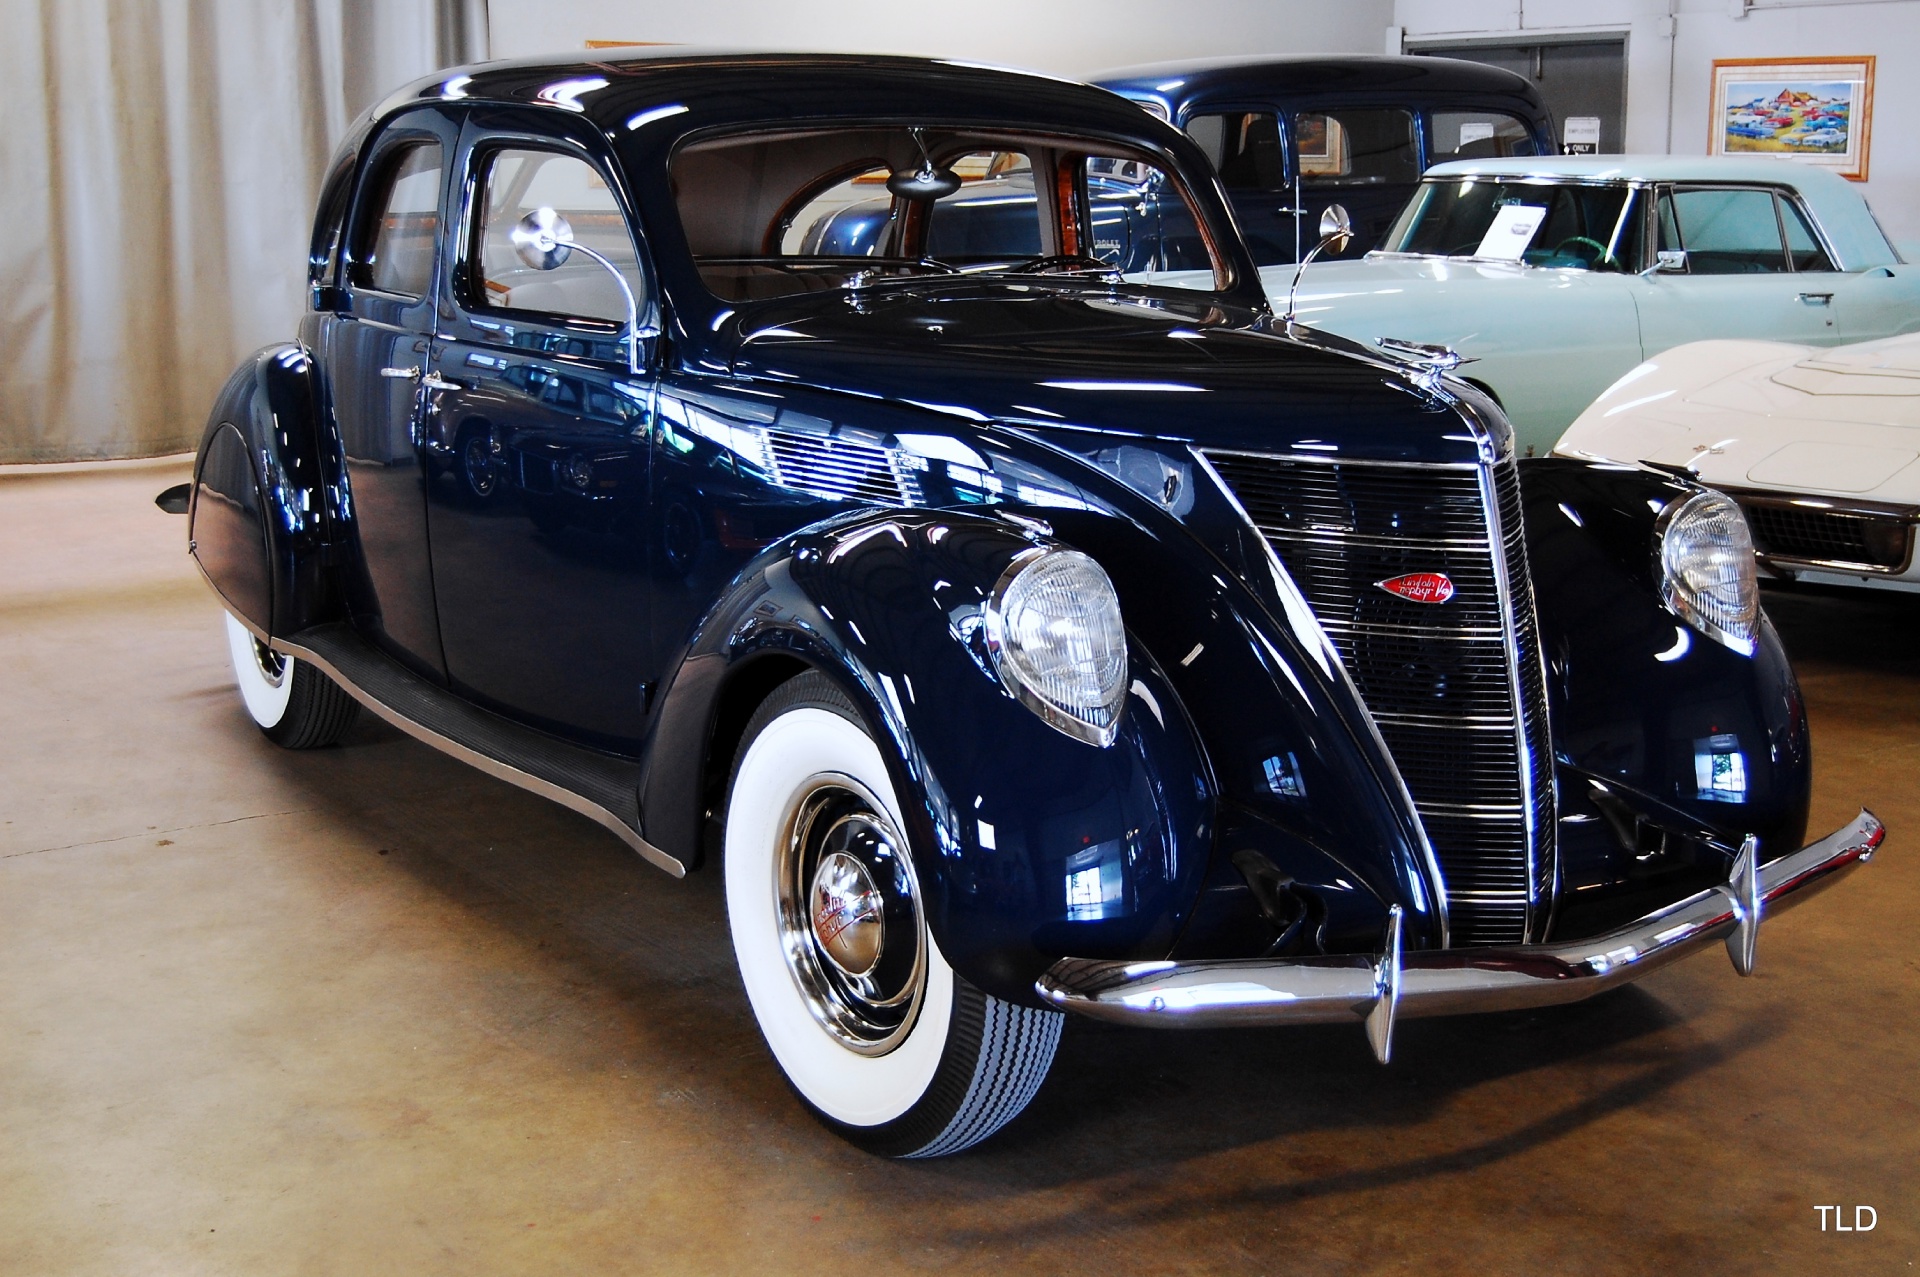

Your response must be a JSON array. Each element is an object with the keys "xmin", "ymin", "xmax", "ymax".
[
  {"xmin": 454, "ymin": 135, "xmax": 656, "ymax": 335},
  {"xmin": 345, "ymin": 133, "xmax": 449, "ymax": 302}
]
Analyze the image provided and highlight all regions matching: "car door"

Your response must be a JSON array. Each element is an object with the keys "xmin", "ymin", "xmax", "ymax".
[
  {"xmin": 425, "ymin": 123, "xmax": 660, "ymax": 747},
  {"xmin": 325, "ymin": 106, "xmax": 462, "ymax": 678},
  {"xmin": 1181, "ymin": 109, "xmax": 1297, "ymax": 265},
  {"xmin": 1632, "ymin": 185, "xmax": 1842, "ymax": 360}
]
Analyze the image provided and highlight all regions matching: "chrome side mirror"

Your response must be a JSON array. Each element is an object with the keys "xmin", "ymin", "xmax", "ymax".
[
  {"xmin": 506, "ymin": 207, "xmax": 644, "ymax": 376},
  {"xmin": 511, "ymin": 207, "xmax": 575, "ymax": 270},
  {"xmin": 1283, "ymin": 203, "xmax": 1355, "ymax": 327},
  {"xmin": 1317, "ymin": 203, "xmax": 1354, "ymax": 256},
  {"xmin": 1643, "ymin": 249, "xmax": 1688, "ymax": 277}
]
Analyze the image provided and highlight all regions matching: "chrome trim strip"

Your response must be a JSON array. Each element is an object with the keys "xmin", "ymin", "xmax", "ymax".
[
  {"xmin": 1036, "ymin": 811, "xmax": 1884, "ymax": 1034},
  {"xmin": 1193, "ymin": 446, "xmax": 1451, "ymax": 948},
  {"xmin": 1473, "ymin": 450, "xmax": 1548, "ymax": 941},
  {"xmin": 1201, "ymin": 447, "xmax": 1482, "ymax": 472},
  {"xmin": 227, "ymin": 608, "xmax": 686, "ymax": 879}
]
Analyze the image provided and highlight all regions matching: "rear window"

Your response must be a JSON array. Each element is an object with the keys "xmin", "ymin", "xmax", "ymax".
[{"xmin": 1428, "ymin": 111, "xmax": 1542, "ymax": 162}]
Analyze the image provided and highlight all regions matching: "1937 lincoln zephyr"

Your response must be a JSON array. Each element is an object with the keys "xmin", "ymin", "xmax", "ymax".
[{"xmin": 183, "ymin": 50, "xmax": 1885, "ymax": 1157}]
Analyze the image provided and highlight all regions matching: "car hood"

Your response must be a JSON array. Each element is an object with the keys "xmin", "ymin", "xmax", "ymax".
[
  {"xmin": 1261, "ymin": 254, "xmax": 1619, "ymax": 333},
  {"xmin": 712, "ymin": 280, "xmax": 1486, "ymax": 464},
  {"xmin": 1557, "ymin": 335, "xmax": 1920, "ymax": 500}
]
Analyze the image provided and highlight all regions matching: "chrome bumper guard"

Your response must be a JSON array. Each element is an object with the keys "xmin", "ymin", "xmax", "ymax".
[{"xmin": 1036, "ymin": 810, "xmax": 1884, "ymax": 1064}]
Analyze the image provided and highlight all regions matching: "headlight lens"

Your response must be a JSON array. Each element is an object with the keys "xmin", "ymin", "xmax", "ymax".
[
  {"xmin": 1659, "ymin": 490, "xmax": 1758, "ymax": 656},
  {"xmin": 984, "ymin": 549, "xmax": 1129, "ymax": 747}
]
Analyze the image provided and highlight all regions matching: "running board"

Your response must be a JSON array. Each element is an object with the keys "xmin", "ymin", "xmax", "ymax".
[{"xmin": 279, "ymin": 623, "xmax": 686, "ymax": 878}]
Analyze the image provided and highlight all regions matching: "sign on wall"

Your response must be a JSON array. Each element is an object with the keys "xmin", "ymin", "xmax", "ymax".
[{"xmin": 1708, "ymin": 56, "xmax": 1874, "ymax": 181}]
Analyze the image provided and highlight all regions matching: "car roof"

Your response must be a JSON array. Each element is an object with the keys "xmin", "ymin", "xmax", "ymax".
[
  {"xmin": 1090, "ymin": 54, "xmax": 1548, "ymax": 128},
  {"xmin": 1093, "ymin": 54, "xmax": 1535, "ymax": 99},
  {"xmin": 1421, "ymin": 155, "xmax": 1898, "ymax": 268},
  {"xmin": 365, "ymin": 48, "xmax": 1154, "ymax": 150}
]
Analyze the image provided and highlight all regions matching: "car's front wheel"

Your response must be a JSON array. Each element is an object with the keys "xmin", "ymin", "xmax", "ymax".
[
  {"xmin": 223, "ymin": 612, "xmax": 358, "ymax": 748},
  {"xmin": 724, "ymin": 671, "xmax": 1062, "ymax": 1157}
]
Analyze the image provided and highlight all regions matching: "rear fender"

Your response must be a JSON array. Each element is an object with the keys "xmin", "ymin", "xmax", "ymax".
[{"xmin": 190, "ymin": 343, "xmax": 340, "ymax": 638}]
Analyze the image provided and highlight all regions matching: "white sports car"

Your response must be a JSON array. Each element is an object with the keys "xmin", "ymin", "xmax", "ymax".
[{"xmin": 1555, "ymin": 332, "xmax": 1920, "ymax": 593}]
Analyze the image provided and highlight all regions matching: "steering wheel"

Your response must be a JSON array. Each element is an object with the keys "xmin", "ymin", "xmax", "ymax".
[{"xmin": 1550, "ymin": 236, "xmax": 1612, "ymax": 267}]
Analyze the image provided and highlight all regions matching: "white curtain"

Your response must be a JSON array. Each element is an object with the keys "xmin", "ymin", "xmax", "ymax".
[{"xmin": 0, "ymin": 0, "xmax": 488, "ymax": 463}]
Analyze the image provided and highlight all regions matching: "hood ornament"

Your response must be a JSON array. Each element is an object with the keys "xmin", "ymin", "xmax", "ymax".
[
  {"xmin": 1375, "ymin": 336, "xmax": 1475, "ymax": 396},
  {"xmin": 1376, "ymin": 572, "xmax": 1455, "ymax": 604}
]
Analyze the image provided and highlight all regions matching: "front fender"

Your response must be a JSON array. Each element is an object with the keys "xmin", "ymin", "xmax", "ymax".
[
  {"xmin": 643, "ymin": 509, "xmax": 1212, "ymax": 1004},
  {"xmin": 1520, "ymin": 457, "xmax": 1812, "ymax": 938},
  {"xmin": 189, "ymin": 343, "xmax": 339, "ymax": 638}
]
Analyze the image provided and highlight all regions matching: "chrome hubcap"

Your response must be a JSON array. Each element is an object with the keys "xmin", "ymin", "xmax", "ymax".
[
  {"xmin": 811, "ymin": 851, "xmax": 884, "ymax": 977},
  {"xmin": 250, "ymin": 637, "xmax": 287, "ymax": 687},
  {"xmin": 776, "ymin": 776, "xmax": 925, "ymax": 1055}
]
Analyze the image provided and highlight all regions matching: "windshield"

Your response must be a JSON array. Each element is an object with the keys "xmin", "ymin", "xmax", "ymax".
[
  {"xmin": 670, "ymin": 125, "xmax": 1225, "ymax": 301},
  {"xmin": 1383, "ymin": 179, "xmax": 1643, "ymax": 271}
]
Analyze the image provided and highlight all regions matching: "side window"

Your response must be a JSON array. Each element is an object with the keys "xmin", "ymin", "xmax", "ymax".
[
  {"xmin": 1293, "ymin": 110, "xmax": 1418, "ymax": 186},
  {"xmin": 1184, "ymin": 113, "xmax": 1285, "ymax": 190},
  {"xmin": 352, "ymin": 143, "xmax": 443, "ymax": 297},
  {"xmin": 1429, "ymin": 111, "xmax": 1540, "ymax": 161},
  {"xmin": 1780, "ymin": 197, "xmax": 1834, "ymax": 272},
  {"xmin": 474, "ymin": 148, "xmax": 645, "ymax": 324},
  {"xmin": 1666, "ymin": 188, "xmax": 1789, "ymax": 274}
]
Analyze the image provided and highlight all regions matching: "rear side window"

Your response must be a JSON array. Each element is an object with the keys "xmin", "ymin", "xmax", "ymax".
[
  {"xmin": 1184, "ymin": 113, "xmax": 1285, "ymax": 190},
  {"xmin": 473, "ymin": 148, "xmax": 646, "ymax": 324},
  {"xmin": 352, "ymin": 143, "xmax": 443, "ymax": 297},
  {"xmin": 1294, "ymin": 109, "xmax": 1418, "ymax": 186},
  {"xmin": 1428, "ymin": 111, "xmax": 1541, "ymax": 161},
  {"xmin": 1660, "ymin": 187, "xmax": 1830, "ymax": 274}
]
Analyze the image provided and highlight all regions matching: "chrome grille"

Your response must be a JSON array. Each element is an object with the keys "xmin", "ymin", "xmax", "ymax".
[
  {"xmin": 764, "ymin": 429, "xmax": 920, "ymax": 505},
  {"xmin": 1739, "ymin": 500, "xmax": 1912, "ymax": 571},
  {"xmin": 1204, "ymin": 450, "xmax": 1555, "ymax": 946}
]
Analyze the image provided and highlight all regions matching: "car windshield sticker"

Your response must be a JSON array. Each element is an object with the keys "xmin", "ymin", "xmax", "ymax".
[{"xmin": 1475, "ymin": 204, "xmax": 1547, "ymax": 260}]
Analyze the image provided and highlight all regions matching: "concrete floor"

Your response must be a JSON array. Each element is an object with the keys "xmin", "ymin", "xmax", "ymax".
[{"xmin": 2, "ymin": 460, "xmax": 1915, "ymax": 1276}]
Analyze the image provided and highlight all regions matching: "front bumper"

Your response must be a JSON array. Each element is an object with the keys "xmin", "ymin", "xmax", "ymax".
[{"xmin": 1036, "ymin": 810, "xmax": 1884, "ymax": 1062}]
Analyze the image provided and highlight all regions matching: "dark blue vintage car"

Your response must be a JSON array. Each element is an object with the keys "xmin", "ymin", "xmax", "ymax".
[
  {"xmin": 1096, "ymin": 55, "xmax": 1556, "ymax": 264},
  {"xmin": 184, "ymin": 50, "xmax": 1882, "ymax": 1157}
]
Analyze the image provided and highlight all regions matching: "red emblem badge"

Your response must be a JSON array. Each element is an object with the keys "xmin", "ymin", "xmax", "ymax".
[{"xmin": 1376, "ymin": 572, "xmax": 1455, "ymax": 604}]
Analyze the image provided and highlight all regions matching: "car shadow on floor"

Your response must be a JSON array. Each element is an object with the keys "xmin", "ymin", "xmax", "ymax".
[{"xmin": 246, "ymin": 705, "xmax": 1770, "ymax": 1201}]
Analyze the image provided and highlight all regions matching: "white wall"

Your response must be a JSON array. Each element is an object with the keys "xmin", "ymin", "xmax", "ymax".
[
  {"xmin": 486, "ymin": 0, "xmax": 1394, "ymax": 80},
  {"xmin": 1394, "ymin": 0, "xmax": 1920, "ymax": 245}
]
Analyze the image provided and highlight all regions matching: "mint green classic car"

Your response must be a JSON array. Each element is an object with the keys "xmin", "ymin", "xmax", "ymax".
[{"xmin": 1261, "ymin": 156, "xmax": 1919, "ymax": 457}]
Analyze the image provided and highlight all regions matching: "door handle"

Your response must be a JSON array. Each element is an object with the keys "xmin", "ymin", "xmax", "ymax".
[
  {"xmin": 421, "ymin": 372, "xmax": 464, "ymax": 391},
  {"xmin": 1797, "ymin": 292, "xmax": 1835, "ymax": 305},
  {"xmin": 379, "ymin": 365, "xmax": 421, "ymax": 379}
]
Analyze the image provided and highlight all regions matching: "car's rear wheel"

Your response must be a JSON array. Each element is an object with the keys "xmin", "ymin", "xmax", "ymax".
[
  {"xmin": 223, "ymin": 612, "xmax": 358, "ymax": 748},
  {"xmin": 724, "ymin": 671, "xmax": 1061, "ymax": 1157}
]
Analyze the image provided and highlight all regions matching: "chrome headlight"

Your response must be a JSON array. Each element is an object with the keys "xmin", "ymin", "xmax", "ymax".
[
  {"xmin": 983, "ymin": 549, "xmax": 1129, "ymax": 747},
  {"xmin": 1658, "ymin": 490, "xmax": 1758, "ymax": 656}
]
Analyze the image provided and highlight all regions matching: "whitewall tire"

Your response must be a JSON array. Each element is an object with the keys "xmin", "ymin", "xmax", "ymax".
[
  {"xmin": 724, "ymin": 671, "xmax": 1062, "ymax": 1157},
  {"xmin": 223, "ymin": 612, "xmax": 358, "ymax": 749}
]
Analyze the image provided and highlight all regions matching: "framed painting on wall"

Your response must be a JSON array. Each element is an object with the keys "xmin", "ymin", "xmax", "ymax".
[{"xmin": 1708, "ymin": 56, "xmax": 1874, "ymax": 181}]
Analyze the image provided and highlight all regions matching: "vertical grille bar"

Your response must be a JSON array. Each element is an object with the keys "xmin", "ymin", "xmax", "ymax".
[{"xmin": 1203, "ymin": 449, "xmax": 1556, "ymax": 946}]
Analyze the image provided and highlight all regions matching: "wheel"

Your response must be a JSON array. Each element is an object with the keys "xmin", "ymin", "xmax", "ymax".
[
  {"xmin": 724, "ymin": 671, "xmax": 1062, "ymax": 1157},
  {"xmin": 458, "ymin": 424, "xmax": 500, "ymax": 501},
  {"xmin": 223, "ymin": 612, "xmax": 358, "ymax": 748}
]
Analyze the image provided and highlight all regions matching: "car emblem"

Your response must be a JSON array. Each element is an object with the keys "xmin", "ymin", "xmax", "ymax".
[{"xmin": 1376, "ymin": 572, "xmax": 1455, "ymax": 604}]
